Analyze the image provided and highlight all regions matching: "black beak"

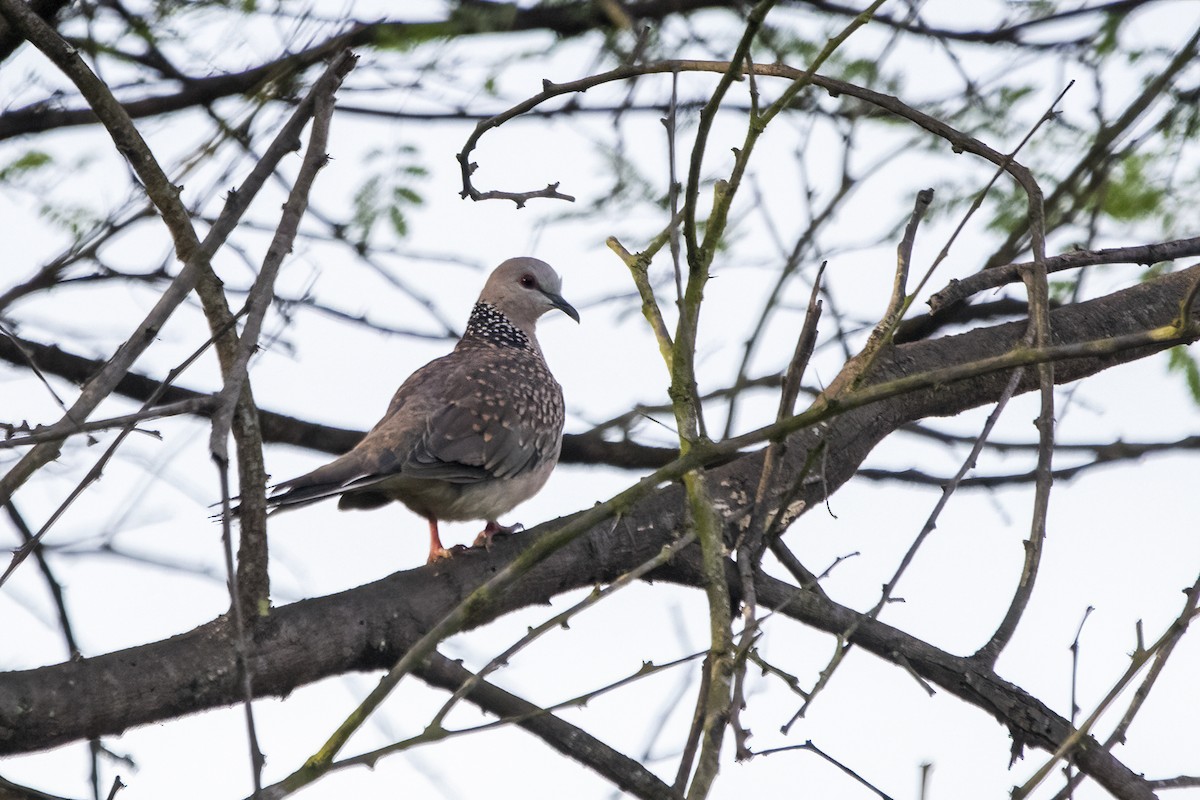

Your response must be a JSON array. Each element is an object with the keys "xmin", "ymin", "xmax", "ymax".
[{"xmin": 544, "ymin": 290, "xmax": 580, "ymax": 323}]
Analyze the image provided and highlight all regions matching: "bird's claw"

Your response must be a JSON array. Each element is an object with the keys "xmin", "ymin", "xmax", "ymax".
[
  {"xmin": 427, "ymin": 544, "xmax": 469, "ymax": 564},
  {"xmin": 473, "ymin": 521, "xmax": 524, "ymax": 549}
]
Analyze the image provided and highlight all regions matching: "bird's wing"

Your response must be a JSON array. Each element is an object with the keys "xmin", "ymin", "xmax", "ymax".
[
  {"xmin": 264, "ymin": 356, "xmax": 454, "ymax": 506},
  {"xmin": 403, "ymin": 355, "xmax": 564, "ymax": 484},
  {"xmin": 266, "ymin": 349, "xmax": 563, "ymax": 506}
]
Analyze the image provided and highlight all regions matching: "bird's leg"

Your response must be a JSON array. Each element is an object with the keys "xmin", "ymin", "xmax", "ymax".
[
  {"xmin": 427, "ymin": 516, "xmax": 454, "ymax": 564},
  {"xmin": 473, "ymin": 520, "xmax": 524, "ymax": 549}
]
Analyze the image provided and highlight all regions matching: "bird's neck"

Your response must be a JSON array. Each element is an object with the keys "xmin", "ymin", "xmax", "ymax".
[{"xmin": 461, "ymin": 302, "xmax": 540, "ymax": 353}]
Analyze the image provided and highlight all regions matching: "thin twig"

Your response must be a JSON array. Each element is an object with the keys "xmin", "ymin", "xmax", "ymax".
[
  {"xmin": 0, "ymin": 321, "xmax": 71, "ymax": 413},
  {"xmin": 755, "ymin": 741, "xmax": 895, "ymax": 799},
  {"xmin": 974, "ymin": 119, "xmax": 1055, "ymax": 666},
  {"xmin": 872, "ymin": 363, "xmax": 1028, "ymax": 620},
  {"xmin": 929, "ymin": 235, "xmax": 1200, "ymax": 312},
  {"xmin": 738, "ymin": 274, "xmax": 825, "ymax": 600},
  {"xmin": 3, "ymin": 502, "xmax": 80, "ymax": 658},
  {"xmin": 258, "ymin": 652, "xmax": 703, "ymax": 800},
  {"xmin": 213, "ymin": 53, "xmax": 354, "ymax": 797},
  {"xmin": 908, "ymin": 82, "xmax": 1074, "ymax": 308},
  {"xmin": 1063, "ymin": 606, "xmax": 1094, "ymax": 800},
  {"xmin": 0, "ymin": 313, "xmax": 243, "ymax": 588},
  {"xmin": 0, "ymin": 398, "xmax": 215, "ymax": 450},
  {"xmin": 1012, "ymin": 576, "xmax": 1200, "ymax": 799},
  {"xmin": 429, "ymin": 529, "xmax": 695, "ymax": 729},
  {"xmin": 826, "ymin": 189, "xmax": 933, "ymax": 400},
  {"xmin": 0, "ymin": 3, "xmax": 347, "ymax": 511},
  {"xmin": 673, "ymin": 651, "xmax": 714, "ymax": 795}
]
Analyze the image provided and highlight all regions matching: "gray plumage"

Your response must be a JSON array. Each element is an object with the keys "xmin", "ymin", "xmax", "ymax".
[{"xmin": 268, "ymin": 257, "xmax": 579, "ymax": 563}]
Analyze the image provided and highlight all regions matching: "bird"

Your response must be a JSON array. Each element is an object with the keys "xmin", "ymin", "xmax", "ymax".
[{"xmin": 265, "ymin": 257, "xmax": 579, "ymax": 564}]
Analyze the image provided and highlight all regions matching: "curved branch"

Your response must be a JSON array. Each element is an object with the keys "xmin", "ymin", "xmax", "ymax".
[
  {"xmin": 457, "ymin": 57, "xmax": 1049, "ymax": 210},
  {"xmin": 0, "ymin": 0, "xmax": 736, "ymax": 142}
]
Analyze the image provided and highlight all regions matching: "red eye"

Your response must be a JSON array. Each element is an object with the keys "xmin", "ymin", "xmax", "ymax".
[{"xmin": 520, "ymin": 274, "xmax": 536, "ymax": 288}]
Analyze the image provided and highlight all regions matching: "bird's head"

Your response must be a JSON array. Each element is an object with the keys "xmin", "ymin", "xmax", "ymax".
[{"xmin": 480, "ymin": 257, "xmax": 581, "ymax": 329}]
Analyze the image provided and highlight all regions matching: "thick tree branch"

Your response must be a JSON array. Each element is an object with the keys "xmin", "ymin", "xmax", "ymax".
[{"xmin": 2, "ymin": 265, "xmax": 1196, "ymax": 797}]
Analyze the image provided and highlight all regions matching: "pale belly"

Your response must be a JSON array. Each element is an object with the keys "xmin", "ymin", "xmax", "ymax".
[{"xmin": 369, "ymin": 467, "xmax": 553, "ymax": 522}]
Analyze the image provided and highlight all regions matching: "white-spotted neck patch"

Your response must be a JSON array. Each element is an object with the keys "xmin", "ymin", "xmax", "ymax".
[{"xmin": 463, "ymin": 302, "xmax": 532, "ymax": 350}]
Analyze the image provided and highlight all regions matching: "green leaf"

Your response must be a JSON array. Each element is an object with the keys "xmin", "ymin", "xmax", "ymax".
[
  {"xmin": 1047, "ymin": 278, "xmax": 1077, "ymax": 303},
  {"xmin": 1167, "ymin": 345, "xmax": 1200, "ymax": 405},
  {"xmin": 346, "ymin": 144, "xmax": 427, "ymax": 246},
  {"xmin": 1093, "ymin": 12, "xmax": 1122, "ymax": 56},
  {"xmin": 388, "ymin": 206, "xmax": 408, "ymax": 238},
  {"xmin": 350, "ymin": 175, "xmax": 382, "ymax": 245},
  {"xmin": 39, "ymin": 202, "xmax": 99, "ymax": 238},
  {"xmin": 392, "ymin": 186, "xmax": 422, "ymax": 205},
  {"xmin": 1100, "ymin": 153, "xmax": 1165, "ymax": 222},
  {"xmin": 842, "ymin": 58, "xmax": 879, "ymax": 84},
  {"xmin": 986, "ymin": 185, "xmax": 1028, "ymax": 233},
  {"xmin": 0, "ymin": 151, "xmax": 53, "ymax": 183}
]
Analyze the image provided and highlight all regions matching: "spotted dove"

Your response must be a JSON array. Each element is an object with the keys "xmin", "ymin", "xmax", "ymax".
[{"xmin": 267, "ymin": 257, "xmax": 579, "ymax": 563}]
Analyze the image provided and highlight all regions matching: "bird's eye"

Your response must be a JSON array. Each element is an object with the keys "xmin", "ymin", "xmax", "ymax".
[{"xmin": 520, "ymin": 274, "xmax": 537, "ymax": 289}]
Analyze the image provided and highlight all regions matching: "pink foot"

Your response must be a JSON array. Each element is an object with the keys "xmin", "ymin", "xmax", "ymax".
[
  {"xmin": 426, "ymin": 544, "xmax": 468, "ymax": 565},
  {"xmin": 425, "ymin": 516, "xmax": 468, "ymax": 564},
  {"xmin": 473, "ymin": 520, "xmax": 524, "ymax": 549}
]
